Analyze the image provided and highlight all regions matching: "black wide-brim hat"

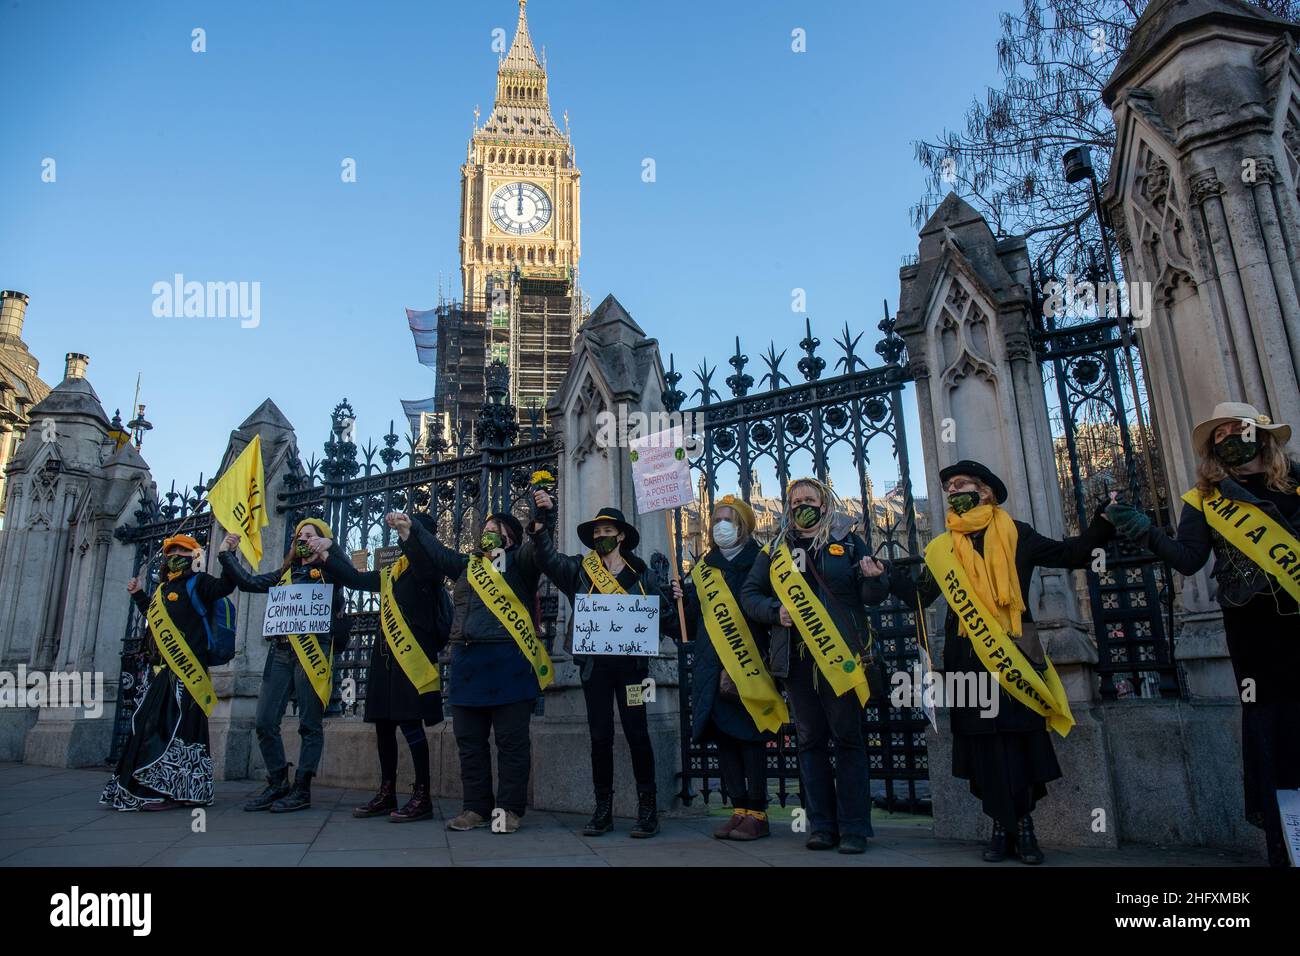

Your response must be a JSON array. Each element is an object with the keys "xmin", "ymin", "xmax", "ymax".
[
  {"xmin": 577, "ymin": 507, "xmax": 640, "ymax": 552},
  {"xmin": 939, "ymin": 459, "xmax": 1008, "ymax": 504},
  {"xmin": 487, "ymin": 512, "xmax": 524, "ymax": 546}
]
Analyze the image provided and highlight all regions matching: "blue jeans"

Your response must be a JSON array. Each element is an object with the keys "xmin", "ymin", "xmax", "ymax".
[
  {"xmin": 255, "ymin": 640, "xmax": 328, "ymax": 776},
  {"xmin": 785, "ymin": 642, "xmax": 874, "ymax": 837}
]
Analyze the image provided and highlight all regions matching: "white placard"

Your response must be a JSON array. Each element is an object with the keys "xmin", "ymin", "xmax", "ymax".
[
  {"xmin": 629, "ymin": 425, "xmax": 694, "ymax": 514},
  {"xmin": 571, "ymin": 592, "xmax": 661, "ymax": 656},
  {"xmin": 263, "ymin": 583, "xmax": 334, "ymax": 637},
  {"xmin": 1279, "ymin": 789, "xmax": 1300, "ymax": 868}
]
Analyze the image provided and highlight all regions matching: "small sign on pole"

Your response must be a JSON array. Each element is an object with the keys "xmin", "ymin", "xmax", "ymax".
[
  {"xmin": 629, "ymin": 426, "xmax": 693, "ymax": 513},
  {"xmin": 571, "ymin": 592, "xmax": 661, "ymax": 656},
  {"xmin": 263, "ymin": 583, "xmax": 335, "ymax": 637},
  {"xmin": 628, "ymin": 425, "xmax": 695, "ymax": 643}
]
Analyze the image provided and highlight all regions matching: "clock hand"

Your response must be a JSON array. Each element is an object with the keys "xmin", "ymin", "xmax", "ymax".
[{"xmin": 517, "ymin": 185, "xmax": 524, "ymax": 217}]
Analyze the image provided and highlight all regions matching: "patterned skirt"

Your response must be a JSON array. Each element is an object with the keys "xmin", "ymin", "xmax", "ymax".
[{"xmin": 99, "ymin": 667, "xmax": 215, "ymax": 811}]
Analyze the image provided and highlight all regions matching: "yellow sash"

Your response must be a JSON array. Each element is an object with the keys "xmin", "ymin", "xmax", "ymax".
[
  {"xmin": 379, "ymin": 558, "xmax": 441, "ymax": 694},
  {"xmin": 466, "ymin": 554, "xmax": 554, "ymax": 689},
  {"xmin": 582, "ymin": 550, "xmax": 626, "ymax": 594},
  {"xmin": 1183, "ymin": 487, "xmax": 1300, "ymax": 604},
  {"xmin": 691, "ymin": 559, "xmax": 789, "ymax": 733},
  {"xmin": 278, "ymin": 569, "xmax": 333, "ymax": 708},
  {"xmin": 766, "ymin": 541, "xmax": 870, "ymax": 706},
  {"xmin": 146, "ymin": 585, "xmax": 217, "ymax": 717},
  {"xmin": 924, "ymin": 534, "xmax": 1075, "ymax": 737}
]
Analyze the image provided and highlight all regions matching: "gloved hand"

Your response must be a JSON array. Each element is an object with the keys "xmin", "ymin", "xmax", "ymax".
[{"xmin": 1105, "ymin": 501, "xmax": 1152, "ymax": 540}]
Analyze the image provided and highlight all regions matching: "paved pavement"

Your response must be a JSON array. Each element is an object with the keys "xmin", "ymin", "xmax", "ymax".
[{"xmin": 0, "ymin": 763, "xmax": 1260, "ymax": 867}]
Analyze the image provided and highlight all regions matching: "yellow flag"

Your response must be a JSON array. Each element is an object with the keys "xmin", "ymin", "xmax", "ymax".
[{"xmin": 208, "ymin": 434, "xmax": 269, "ymax": 568}]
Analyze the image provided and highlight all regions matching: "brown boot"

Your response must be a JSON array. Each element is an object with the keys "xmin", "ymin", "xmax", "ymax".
[
  {"xmin": 713, "ymin": 810, "xmax": 747, "ymax": 839},
  {"xmin": 729, "ymin": 810, "xmax": 771, "ymax": 841},
  {"xmin": 390, "ymin": 783, "xmax": 434, "ymax": 822},
  {"xmin": 353, "ymin": 780, "xmax": 397, "ymax": 818}
]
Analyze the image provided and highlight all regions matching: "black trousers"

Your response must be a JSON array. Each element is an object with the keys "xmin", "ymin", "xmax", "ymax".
[
  {"xmin": 582, "ymin": 659, "xmax": 656, "ymax": 795},
  {"xmin": 716, "ymin": 733, "xmax": 767, "ymax": 811},
  {"xmin": 375, "ymin": 719, "xmax": 430, "ymax": 788},
  {"xmin": 451, "ymin": 700, "xmax": 533, "ymax": 817}
]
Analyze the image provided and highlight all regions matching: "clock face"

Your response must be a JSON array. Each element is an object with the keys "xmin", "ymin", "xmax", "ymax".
[{"xmin": 489, "ymin": 181, "xmax": 552, "ymax": 235}]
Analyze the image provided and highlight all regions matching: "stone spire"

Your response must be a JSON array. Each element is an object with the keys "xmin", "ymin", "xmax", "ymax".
[
  {"xmin": 1105, "ymin": 0, "xmax": 1300, "ymax": 104},
  {"xmin": 481, "ymin": 0, "xmax": 560, "ymax": 139}
]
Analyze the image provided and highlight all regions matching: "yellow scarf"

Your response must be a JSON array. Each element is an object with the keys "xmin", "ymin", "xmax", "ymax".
[{"xmin": 946, "ymin": 505, "xmax": 1025, "ymax": 637}]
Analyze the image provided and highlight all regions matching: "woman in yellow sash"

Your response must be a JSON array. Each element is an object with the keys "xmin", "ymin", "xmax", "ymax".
[
  {"xmin": 673, "ymin": 495, "xmax": 783, "ymax": 841},
  {"xmin": 740, "ymin": 477, "xmax": 890, "ymax": 854},
  {"xmin": 1108, "ymin": 402, "xmax": 1299, "ymax": 867},
  {"xmin": 219, "ymin": 518, "xmax": 347, "ymax": 813},
  {"xmin": 101, "ymin": 534, "xmax": 237, "ymax": 811},
  {"xmin": 529, "ymin": 493, "xmax": 675, "ymax": 839},
  {"xmin": 320, "ymin": 512, "xmax": 450, "ymax": 823},
  {"xmin": 402, "ymin": 509, "xmax": 545, "ymax": 835},
  {"xmin": 876, "ymin": 460, "xmax": 1114, "ymax": 864}
]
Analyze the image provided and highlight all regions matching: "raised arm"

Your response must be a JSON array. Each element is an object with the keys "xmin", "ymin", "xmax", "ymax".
[
  {"xmin": 886, "ymin": 560, "xmax": 942, "ymax": 610},
  {"xmin": 1119, "ymin": 499, "xmax": 1213, "ymax": 576},
  {"xmin": 527, "ymin": 521, "xmax": 582, "ymax": 599},
  {"xmin": 406, "ymin": 517, "xmax": 470, "ymax": 581},
  {"xmin": 852, "ymin": 535, "xmax": 891, "ymax": 606},
  {"xmin": 217, "ymin": 549, "xmax": 285, "ymax": 594},
  {"xmin": 322, "ymin": 546, "xmax": 381, "ymax": 593},
  {"xmin": 192, "ymin": 565, "xmax": 238, "ymax": 604},
  {"xmin": 1017, "ymin": 507, "xmax": 1116, "ymax": 570}
]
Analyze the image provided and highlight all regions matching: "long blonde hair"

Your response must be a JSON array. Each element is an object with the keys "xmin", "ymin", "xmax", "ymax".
[
  {"xmin": 773, "ymin": 477, "xmax": 843, "ymax": 552},
  {"xmin": 1196, "ymin": 429, "xmax": 1297, "ymax": 497}
]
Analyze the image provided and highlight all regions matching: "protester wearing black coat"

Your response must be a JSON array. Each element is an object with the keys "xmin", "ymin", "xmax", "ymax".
[
  {"xmin": 101, "ymin": 535, "xmax": 236, "ymax": 811},
  {"xmin": 528, "ymin": 496, "xmax": 673, "ymax": 839},
  {"xmin": 740, "ymin": 481, "xmax": 889, "ymax": 855},
  {"xmin": 402, "ymin": 511, "xmax": 544, "ymax": 833},
  {"xmin": 324, "ymin": 512, "xmax": 450, "ymax": 822}
]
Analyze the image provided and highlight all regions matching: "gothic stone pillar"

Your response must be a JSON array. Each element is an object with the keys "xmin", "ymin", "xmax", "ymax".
[
  {"xmin": 897, "ymin": 194, "xmax": 1118, "ymax": 848},
  {"xmin": 532, "ymin": 293, "xmax": 686, "ymax": 818}
]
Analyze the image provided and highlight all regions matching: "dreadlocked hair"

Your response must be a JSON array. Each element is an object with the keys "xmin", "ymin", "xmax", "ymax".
[{"xmin": 773, "ymin": 477, "xmax": 844, "ymax": 553}]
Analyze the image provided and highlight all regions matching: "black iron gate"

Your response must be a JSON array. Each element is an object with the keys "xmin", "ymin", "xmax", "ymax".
[
  {"xmin": 665, "ymin": 313, "xmax": 932, "ymax": 813},
  {"xmin": 276, "ymin": 362, "xmax": 563, "ymax": 714},
  {"xmin": 1032, "ymin": 301, "xmax": 1181, "ymax": 699},
  {"xmin": 111, "ymin": 363, "xmax": 561, "ymax": 760}
]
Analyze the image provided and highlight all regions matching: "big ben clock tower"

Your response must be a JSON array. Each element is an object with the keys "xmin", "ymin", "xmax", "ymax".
[{"xmin": 455, "ymin": 0, "xmax": 581, "ymax": 422}]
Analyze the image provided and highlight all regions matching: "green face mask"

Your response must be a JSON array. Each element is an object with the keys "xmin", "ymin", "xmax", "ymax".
[
  {"xmin": 793, "ymin": 504, "xmax": 821, "ymax": 529},
  {"xmin": 294, "ymin": 540, "xmax": 313, "ymax": 558},
  {"xmin": 167, "ymin": 554, "xmax": 192, "ymax": 573},
  {"xmin": 592, "ymin": 535, "xmax": 619, "ymax": 556},
  {"xmin": 480, "ymin": 531, "xmax": 503, "ymax": 552},
  {"xmin": 948, "ymin": 491, "xmax": 981, "ymax": 515},
  {"xmin": 1214, "ymin": 435, "xmax": 1261, "ymax": 467}
]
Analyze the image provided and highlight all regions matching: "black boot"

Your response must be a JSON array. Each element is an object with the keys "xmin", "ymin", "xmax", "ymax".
[
  {"xmin": 270, "ymin": 771, "xmax": 313, "ymax": 813},
  {"xmin": 353, "ymin": 780, "xmax": 397, "ymax": 818},
  {"xmin": 582, "ymin": 792, "xmax": 614, "ymax": 836},
  {"xmin": 982, "ymin": 821, "xmax": 1010, "ymax": 862},
  {"xmin": 1015, "ymin": 815, "xmax": 1044, "ymax": 865},
  {"xmin": 630, "ymin": 790, "xmax": 659, "ymax": 838},
  {"xmin": 390, "ymin": 782, "xmax": 434, "ymax": 822},
  {"xmin": 243, "ymin": 766, "xmax": 291, "ymax": 812}
]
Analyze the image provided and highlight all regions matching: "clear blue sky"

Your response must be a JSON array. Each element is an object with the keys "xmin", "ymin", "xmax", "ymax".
[{"xmin": 2, "ymin": 0, "xmax": 1007, "ymax": 501}]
